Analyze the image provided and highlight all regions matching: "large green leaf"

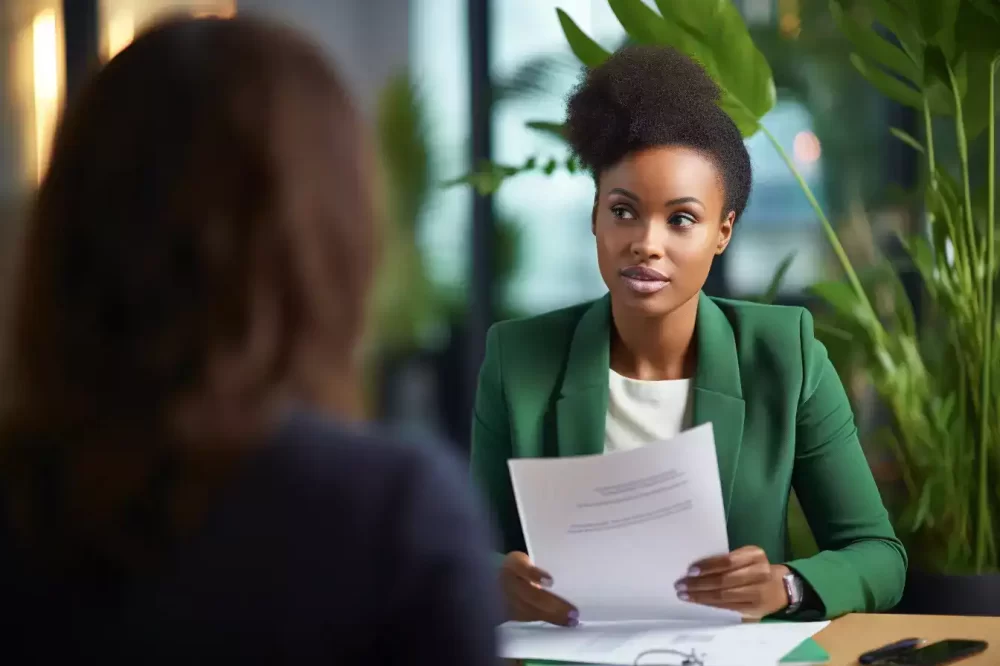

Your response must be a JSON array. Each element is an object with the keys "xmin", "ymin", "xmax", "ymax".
[
  {"xmin": 969, "ymin": 0, "xmax": 1000, "ymax": 23},
  {"xmin": 653, "ymin": 0, "xmax": 776, "ymax": 122},
  {"xmin": 850, "ymin": 53, "xmax": 925, "ymax": 109},
  {"xmin": 868, "ymin": 0, "xmax": 925, "ymax": 64},
  {"xmin": 953, "ymin": 1, "xmax": 1000, "ymax": 139},
  {"xmin": 556, "ymin": 1, "xmax": 774, "ymax": 137},
  {"xmin": 914, "ymin": 0, "xmax": 960, "ymax": 59},
  {"xmin": 831, "ymin": 1, "xmax": 920, "ymax": 82},
  {"xmin": 608, "ymin": 0, "xmax": 696, "ymax": 49},
  {"xmin": 556, "ymin": 8, "xmax": 610, "ymax": 68}
]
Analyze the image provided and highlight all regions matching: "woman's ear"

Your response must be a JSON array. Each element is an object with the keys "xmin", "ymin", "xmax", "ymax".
[
  {"xmin": 591, "ymin": 194, "xmax": 598, "ymax": 236},
  {"xmin": 715, "ymin": 211, "xmax": 736, "ymax": 255}
]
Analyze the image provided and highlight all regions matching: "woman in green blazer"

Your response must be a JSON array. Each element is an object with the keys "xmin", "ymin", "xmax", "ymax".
[{"xmin": 471, "ymin": 46, "xmax": 906, "ymax": 626}]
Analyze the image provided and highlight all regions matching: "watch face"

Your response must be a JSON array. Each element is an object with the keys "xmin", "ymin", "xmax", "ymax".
[{"xmin": 783, "ymin": 573, "xmax": 803, "ymax": 604}]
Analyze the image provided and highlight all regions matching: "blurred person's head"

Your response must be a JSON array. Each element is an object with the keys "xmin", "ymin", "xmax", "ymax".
[
  {"xmin": 565, "ymin": 46, "xmax": 752, "ymax": 320},
  {"xmin": 1, "ymin": 15, "xmax": 376, "ymax": 569}
]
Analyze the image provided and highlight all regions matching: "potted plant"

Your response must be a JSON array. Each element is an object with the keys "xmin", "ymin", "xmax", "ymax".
[{"xmin": 453, "ymin": 0, "xmax": 1000, "ymax": 614}]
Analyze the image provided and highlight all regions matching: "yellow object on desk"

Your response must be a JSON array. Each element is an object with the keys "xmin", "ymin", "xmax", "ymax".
[{"xmin": 815, "ymin": 614, "xmax": 998, "ymax": 666}]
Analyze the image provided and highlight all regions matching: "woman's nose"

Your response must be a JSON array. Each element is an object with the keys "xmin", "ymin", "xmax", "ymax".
[{"xmin": 629, "ymin": 222, "xmax": 666, "ymax": 261}]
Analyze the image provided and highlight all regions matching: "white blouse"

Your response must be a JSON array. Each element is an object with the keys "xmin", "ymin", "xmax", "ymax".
[{"xmin": 603, "ymin": 369, "xmax": 693, "ymax": 453}]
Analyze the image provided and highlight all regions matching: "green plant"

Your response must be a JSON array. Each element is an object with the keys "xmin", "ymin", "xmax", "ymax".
[
  {"xmin": 371, "ymin": 72, "xmax": 528, "ymax": 350},
  {"xmin": 452, "ymin": 0, "xmax": 1000, "ymax": 574},
  {"xmin": 813, "ymin": 0, "xmax": 1000, "ymax": 573},
  {"xmin": 370, "ymin": 72, "xmax": 439, "ymax": 354}
]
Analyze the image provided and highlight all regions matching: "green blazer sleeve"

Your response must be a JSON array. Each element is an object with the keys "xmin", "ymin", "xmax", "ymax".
[
  {"xmin": 470, "ymin": 325, "xmax": 523, "ymax": 558},
  {"xmin": 785, "ymin": 309, "xmax": 907, "ymax": 618}
]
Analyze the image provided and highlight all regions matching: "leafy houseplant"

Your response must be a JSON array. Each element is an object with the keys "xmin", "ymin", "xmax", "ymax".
[
  {"xmin": 454, "ymin": 0, "xmax": 1000, "ymax": 595},
  {"xmin": 368, "ymin": 72, "xmax": 527, "ymax": 431}
]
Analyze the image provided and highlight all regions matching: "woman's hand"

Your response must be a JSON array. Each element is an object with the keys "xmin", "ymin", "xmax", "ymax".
[
  {"xmin": 500, "ymin": 551, "xmax": 579, "ymax": 626},
  {"xmin": 674, "ymin": 545, "xmax": 791, "ymax": 619}
]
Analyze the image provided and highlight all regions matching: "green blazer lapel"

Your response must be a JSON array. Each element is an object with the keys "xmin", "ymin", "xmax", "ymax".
[
  {"xmin": 554, "ymin": 295, "xmax": 611, "ymax": 458},
  {"xmin": 691, "ymin": 294, "xmax": 746, "ymax": 520}
]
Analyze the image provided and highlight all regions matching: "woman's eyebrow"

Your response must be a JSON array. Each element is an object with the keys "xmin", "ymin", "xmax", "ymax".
[
  {"xmin": 608, "ymin": 187, "xmax": 640, "ymax": 201},
  {"xmin": 666, "ymin": 196, "xmax": 704, "ymax": 207}
]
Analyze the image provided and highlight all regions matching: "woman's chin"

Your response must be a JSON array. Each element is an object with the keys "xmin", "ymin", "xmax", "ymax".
[{"xmin": 613, "ymin": 288, "xmax": 680, "ymax": 317}]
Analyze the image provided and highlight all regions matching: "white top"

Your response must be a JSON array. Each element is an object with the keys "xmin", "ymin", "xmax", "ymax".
[{"xmin": 603, "ymin": 369, "xmax": 694, "ymax": 453}]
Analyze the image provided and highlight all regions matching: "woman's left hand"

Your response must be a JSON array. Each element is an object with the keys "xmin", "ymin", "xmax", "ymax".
[{"xmin": 674, "ymin": 545, "xmax": 791, "ymax": 619}]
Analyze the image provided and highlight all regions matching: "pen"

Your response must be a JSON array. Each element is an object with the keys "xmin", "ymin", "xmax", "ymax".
[{"xmin": 859, "ymin": 638, "xmax": 923, "ymax": 664}]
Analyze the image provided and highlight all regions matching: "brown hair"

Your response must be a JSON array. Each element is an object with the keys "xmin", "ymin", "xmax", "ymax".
[{"xmin": 0, "ymin": 15, "xmax": 377, "ymax": 570}]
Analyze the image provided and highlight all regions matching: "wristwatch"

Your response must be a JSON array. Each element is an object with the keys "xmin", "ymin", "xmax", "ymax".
[{"xmin": 781, "ymin": 571, "xmax": 805, "ymax": 614}]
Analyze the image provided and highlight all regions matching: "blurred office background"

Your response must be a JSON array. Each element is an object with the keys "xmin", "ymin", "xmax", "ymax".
[{"xmin": 0, "ymin": 0, "xmax": 919, "ymax": 455}]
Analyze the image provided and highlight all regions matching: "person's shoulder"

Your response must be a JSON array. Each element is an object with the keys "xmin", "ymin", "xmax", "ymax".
[
  {"xmin": 486, "ymin": 297, "xmax": 601, "ymax": 370},
  {"xmin": 269, "ymin": 410, "xmax": 472, "ymax": 503},
  {"xmin": 708, "ymin": 297, "xmax": 828, "ymax": 393},
  {"xmin": 491, "ymin": 298, "xmax": 595, "ymax": 340},
  {"xmin": 709, "ymin": 295, "xmax": 812, "ymax": 343}
]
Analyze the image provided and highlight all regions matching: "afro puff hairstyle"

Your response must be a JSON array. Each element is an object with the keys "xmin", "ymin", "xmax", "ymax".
[{"xmin": 565, "ymin": 45, "xmax": 752, "ymax": 222}]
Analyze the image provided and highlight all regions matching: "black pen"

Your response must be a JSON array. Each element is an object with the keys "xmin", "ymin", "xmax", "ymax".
[{"xmin": 859, "ymin": 638, "xmax": 923, "ymax": 664}]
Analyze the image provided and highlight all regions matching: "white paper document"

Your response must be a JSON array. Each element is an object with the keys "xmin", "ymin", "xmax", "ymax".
[
  {"xmin": 508, "ymin": 423, "xmax": 737, "ymax": 623},
  {"xmin": 498, "ymin": 619, "xmax": 831, "ymax": 666},
  {"xmin": 503, "ymin": 424, "xmax": 828, "ymax": 664}
]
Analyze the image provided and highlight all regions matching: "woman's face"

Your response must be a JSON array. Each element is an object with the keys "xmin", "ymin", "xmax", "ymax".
[{"xmin": 593, "ymin": 145, "xmax": 734, "ymax": 318}]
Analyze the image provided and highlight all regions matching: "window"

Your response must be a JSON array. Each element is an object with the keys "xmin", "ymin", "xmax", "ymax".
[
  {"xmin": 491, "ymin": 0, "xmax": 625, "ymax": 316},
  {"xmin": 409, "ymin": 0, "xmax": 471, "ymax": 292},
  {"xmin": 727, "ymin": 100, "xmax": 827, "ymax": 298}
]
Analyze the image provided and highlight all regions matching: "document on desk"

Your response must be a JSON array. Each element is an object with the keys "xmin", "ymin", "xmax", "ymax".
[
  {"xmin": 503, "ymin": 424, "xmax": 830, "ymax": 664},
  {"xmin": 498, "ymin": 619, "xmax": 831, "ymax": 665},
  {"xmin": 508, "ymin": 423, "xmax": 737, "ymax": 624}
]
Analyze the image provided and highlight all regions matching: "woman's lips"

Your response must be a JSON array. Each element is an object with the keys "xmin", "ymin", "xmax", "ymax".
[
  {"xmin": 620, "ymin": 266, "xmax": 670, "ymax": 294},
  {"xmin": 621, "ymin": 275, "xmax": 669, "ymax": 294}
]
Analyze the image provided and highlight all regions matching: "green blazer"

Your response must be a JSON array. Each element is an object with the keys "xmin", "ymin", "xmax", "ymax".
[{"xmin": 471, "ymin": 293, "xmax": 906, "ymax": 619}]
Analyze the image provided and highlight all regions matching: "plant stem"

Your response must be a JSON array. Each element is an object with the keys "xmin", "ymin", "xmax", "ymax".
[
  {"xmin": 975, "ymin": 57, "xmax": 999, "ymax": 572},
  {"xmin": 923, "ymin": 99, "xmax": 937, "ymax": 183},
  {"xmin": 948, "ymin": 64, "xmax": 980, "ymax": 297},
  {"xmin": 760, "ymin": 125, "xmax": 878, "ymax": 321}
]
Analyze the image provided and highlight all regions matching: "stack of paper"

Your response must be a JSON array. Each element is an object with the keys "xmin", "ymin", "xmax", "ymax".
[{"xmin": 503, "ymin": 424, "xmax": 829, "ymax": 665}]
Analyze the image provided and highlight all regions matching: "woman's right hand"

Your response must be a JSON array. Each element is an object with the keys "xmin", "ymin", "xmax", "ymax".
[{"xmin": 500, "ymin": 551, "xmax": 579, "ymax": 626}]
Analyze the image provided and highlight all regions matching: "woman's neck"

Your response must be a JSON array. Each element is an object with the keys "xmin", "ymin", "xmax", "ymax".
[{"xmin": 610, "ymin": 293, "xmax": 699, "ymax": 381}]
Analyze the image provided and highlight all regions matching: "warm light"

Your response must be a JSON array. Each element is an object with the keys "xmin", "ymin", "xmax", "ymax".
[
  {"xmin": 793, "ymin": 131, "xmax": 821, "ymax": 164},
  {"xmin": 106, "ymin": 9, "xmax": 136, "ymax": 59},
  {"xmin": 778, "ymin": 0, "xmax": 801, "ymax": 38},
  {"xmin": 101, "ymin": 2, "xmax": 236, "ymax": 60},
  {"xmin": 192, "ymin": 6, "xmax": 235, "ymax": 18},
  {"xmin": 33, "ymin": 9, "xmax": 60, "ymax": 184},
  {"xmin": 779, "ymin": 13, "xmax": 801, "ymax": 38}
]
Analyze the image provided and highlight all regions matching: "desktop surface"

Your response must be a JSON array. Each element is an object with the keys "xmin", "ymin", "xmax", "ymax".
[
  {"xmin": 815, "ymin": 614, "xmax": 998, "ymax": 666},
  {"xmin": 512, "ymin": 614, "xmax": 999, "ymax": 666}
]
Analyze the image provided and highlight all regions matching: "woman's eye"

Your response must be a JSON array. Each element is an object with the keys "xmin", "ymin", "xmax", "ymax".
[
  {"xmin": 611, "ymin": 206, "xmax": 635, "ymax": 220},
  {"xmin": 670, "ymin": 213, "xmax": 696, "ymax": 228}
]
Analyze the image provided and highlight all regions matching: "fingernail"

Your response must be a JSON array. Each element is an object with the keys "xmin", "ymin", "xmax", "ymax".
[
  {"xmin": 540, "ymin": 576, "xmax": 553, "ymax": 588},
  {"xmin": 678, "ymin": 592, "xmax": 690, "ymax": 601},
  {"xmin": 567, "ymin": 609, "xmax": 579, "ymax": 621},
  {"xmin": 568, "ymin": 617, "xmax": 579, "ymax": 627},
  {"xmin": 687, "ymin": 567, "xmax": 701, "ymax": 577},
  {"xmin": 675, "ymin": 582, "xmax": 687, "ymax": 592}
]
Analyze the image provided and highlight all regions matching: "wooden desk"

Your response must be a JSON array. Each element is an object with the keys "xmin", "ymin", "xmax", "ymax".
[{"xmin": 816, "ymin": 614, "xmax": 998, "ymax": 665}]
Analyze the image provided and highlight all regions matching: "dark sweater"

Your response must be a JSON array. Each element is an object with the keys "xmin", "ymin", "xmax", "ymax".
[{"xmin": 0, "ymin": 411, "xmax": 502, "ymax": 664}]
